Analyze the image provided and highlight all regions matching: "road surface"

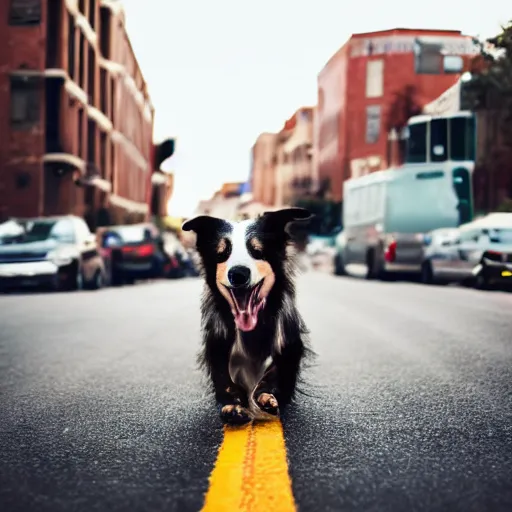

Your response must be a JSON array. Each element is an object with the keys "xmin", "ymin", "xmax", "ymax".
[{"xmin": 1, "ymin": 273, "xmax": 511, "ymax": 512}]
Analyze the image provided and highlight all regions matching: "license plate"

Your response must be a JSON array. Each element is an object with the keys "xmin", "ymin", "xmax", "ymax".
[{"xmin": 502, "ymin": 270, "xmax": 512, "ymax": 277}]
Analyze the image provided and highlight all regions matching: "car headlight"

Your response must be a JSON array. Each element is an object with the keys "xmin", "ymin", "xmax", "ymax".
[{"xmin": 47, "ymin": 247, "xmax": 78, "ymax": 266}]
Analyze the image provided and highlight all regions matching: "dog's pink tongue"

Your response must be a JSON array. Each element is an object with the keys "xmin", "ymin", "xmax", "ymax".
[{"xmin": 234, "ymin": 310, "xmax": 258, "ymax": 332}]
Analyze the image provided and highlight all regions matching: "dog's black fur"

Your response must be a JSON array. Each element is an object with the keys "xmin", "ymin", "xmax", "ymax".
[{"xmin": 182, "ymin": 208, "xmax": 313, "ymax": 424}]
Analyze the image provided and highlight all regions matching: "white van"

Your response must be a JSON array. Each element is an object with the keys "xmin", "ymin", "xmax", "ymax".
[{"xmin": 341, "ymin": 161, "xmax": 473, "ymax": 279}]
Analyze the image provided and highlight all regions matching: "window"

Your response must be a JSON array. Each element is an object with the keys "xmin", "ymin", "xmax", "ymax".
[
  {"xmin": 10, "ymin": 75, "xmax": 41, "ymax": 129},
  {"xmin": 78, "ymin": 108, "xmax": 84, "ymax": 157},
  {"xmin": 21, "ymin": 219, "xmax": 75, "ymax": 243},
  {"xmin": 100, "ymin": 132, "xmax": 107, "ymax": 176},
  {"xmin": 416, "ymin": 171, "xmax": 444, "ymax": 180},
  {"xmin": 430, "ymin": 118, "xmax": 448, "ymax": 162},
  {"xmin": 9, "ymin": 0, "xmax": 41, "ymax": 25},
  {"xmin": 450, "ymin": 116, "xmax": 475, "ymax": 161},
  {"xmin": 78, "ymin": 34, "xmax": 85, "ymax": 87},
  {"xmin": 406, "ymin": 122, "xmax": 427, "ymax": 163},
  {"xmin": 89, "ymin": 0, "xmax": 96, "ymax": 29},
  {"xmin": 414, "ymin": 40, "xmax": 443, "ymax": 74},
  {"xmin": 15, "ymin": 172, "xmax": 31, "ymax": 190},
  {"xmin": 443, "ymin": 55, "xmax": 463, "ymax": 74},
  {"xmin": 452, "ymin": 167, "xmax": 472, "ymax": 225},
  {"xmin": 51, "ymin": 220, "xmax": 76, "ymax": 242},
  {"xmin": 366, "ymin": 105, "xmax": 381, "ymax": 144},
  {"xmin": 68, "ymin": 14, "xmax": 76, "ymax": 79},
  {"xmin": 366, "ymin": 60, "xmax": 383, "ymax": 98}
]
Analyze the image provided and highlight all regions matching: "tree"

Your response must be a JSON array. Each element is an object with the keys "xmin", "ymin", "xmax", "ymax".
[
  {"xmin": 386, "ymin": 84, "xmax": 423, "ymax": 134},
  {"xmin": 464, "ymin": 22, "xmax": 512, "ymax": 211},
  {"xmin": 464, "ymin": 22, "xmax": 512, "ymax": 137}
]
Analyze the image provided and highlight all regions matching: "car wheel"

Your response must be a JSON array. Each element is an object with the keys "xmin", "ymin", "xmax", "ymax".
[
  {"xmin": 89, "ymin": 270, "xmax": 104, "ymax": 290},
  {"xmin": 334, "ymin": 253, "xmax": 346, "ymax": 276},
  {"xmin": 421, "ymin": 260, "xmax": 434, "ymax": 285},
  {"xmin": 474, "ymin": 266, "xmax": 490, "ymax": 290},
  {"xmin": 62, "ymin": 261, "xmax": 82, "ymax": 291}
]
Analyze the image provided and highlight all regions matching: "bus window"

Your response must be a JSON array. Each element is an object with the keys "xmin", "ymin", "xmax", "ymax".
[
  {"xmin": 452, "ymin": 167, "xmax": 473, "ymax": 225},
  {"xmin": 430, "ymin": 118, "xmax": 448, "ymax": 162},
  {"xmin": 416, "ymin": 171, "xmax": 444, "ymax": 180},
  {"xmin": 406, "ymin": 122, "xmax": 427, "ymax": 163},
  {"xmin": 450, "ymin": 116, "xmax": 476, "ymax": 161}
]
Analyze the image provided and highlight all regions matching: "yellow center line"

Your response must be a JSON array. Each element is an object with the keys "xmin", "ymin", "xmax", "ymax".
[{"xmin": 201, "ymin": 419, "xmax": 296, "ymax": 512}]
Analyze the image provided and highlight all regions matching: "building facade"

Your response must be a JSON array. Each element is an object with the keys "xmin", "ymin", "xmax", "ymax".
[
  {"xmin": 250, "ymin": 132, "xmax": 278, "ymax": 207},
  {"xmin": 0, "ymin": 0, "xmax": 154, "ymax": 228},
  {"xmin": 315, "ymin": 28, "xmax": 480, "ymax": 202},
  {"xmin": 251, "ymin": 107, "xmax": 315, "ymax": 209},
  {"xmin": 281, "ymin": 106, "xmax": 315, "ymax": 205}
]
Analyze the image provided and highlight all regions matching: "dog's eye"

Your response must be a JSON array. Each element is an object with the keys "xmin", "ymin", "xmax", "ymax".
[
  {"xmin": 251, "ymin": 248, "xmax": 263, "ymax": 260},
  {"xmin": 248, "ymin": 238, "xmax": 264, "ymax": 260},
  {"xmin": 216, "ymin": 238, "xmax": 231, "ymax": 263}
]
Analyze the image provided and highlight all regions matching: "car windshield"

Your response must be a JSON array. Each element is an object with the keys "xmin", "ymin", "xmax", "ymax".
[
  {"xmin": 487, "ymin": 228, "xmax": 512, "ymax": 244},
  {"xmin": 12, "ymin": 219, "xmax": 75, "ymax": 243},
  {"xmin": 114, "ymin": 226, "xmax": 153, "ymax": 244}
]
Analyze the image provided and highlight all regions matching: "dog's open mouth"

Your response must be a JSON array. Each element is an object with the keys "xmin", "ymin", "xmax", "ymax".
[{"xmin": 225, "ymin": 280, "xmax": 266, "ymax": 332}]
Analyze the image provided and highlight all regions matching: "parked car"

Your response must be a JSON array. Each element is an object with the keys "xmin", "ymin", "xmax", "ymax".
[
  {"xmin": 332, "ymin": 230, "xmax": 347, "ymax": 275},
  {"xmin": 420, "ymin": 227, "xmax": 461, "ymax": 284},
  {"xmin": 98, "ymin": 223, "xmax": 181, "ymax": 285},
  {"xmin": 162, "ymin": 231, "xmax": 200, "ymax": 278},
  {"xmin": 0, "ymin": 215, "xmax": 107, "ymax": 292},
  {"xmin": 421, "ymin": 213, "xmax": 512, "ymax": 289}
]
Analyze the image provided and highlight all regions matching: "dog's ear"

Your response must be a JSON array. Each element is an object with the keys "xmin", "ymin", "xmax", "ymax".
[
  {"xmin": 261, "ymin": 208, "xmax": 313, "ymax": 234},
  {"xmin": 181, "ymin": 215, "xmax": 226, "ymax": 237}
]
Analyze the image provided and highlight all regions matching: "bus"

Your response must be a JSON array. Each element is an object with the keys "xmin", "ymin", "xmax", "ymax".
[{"xmin": 340, "ymin": 110, "xmax": 475, "ymax": 279}]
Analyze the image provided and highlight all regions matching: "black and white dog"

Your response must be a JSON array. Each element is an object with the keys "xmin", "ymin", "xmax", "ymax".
[{"xmin": 182, "ymin": 208, "xmax": 312, "ymax": 425}]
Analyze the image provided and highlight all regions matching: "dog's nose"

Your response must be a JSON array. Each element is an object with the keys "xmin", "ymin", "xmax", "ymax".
[{"xmin": 228, "ymin": 265, "xmax": 251, "ymax": 288}]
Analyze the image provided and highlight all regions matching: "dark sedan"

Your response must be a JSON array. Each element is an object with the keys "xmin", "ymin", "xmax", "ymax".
[{"xmin": 99, "ymin": 223, "xmax": 180, "ymax": 285}]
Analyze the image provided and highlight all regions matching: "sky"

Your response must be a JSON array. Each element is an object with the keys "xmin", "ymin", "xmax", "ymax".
[{"xmin": 121, "ymin": 0, "xmax": 510, "ymax": 218}]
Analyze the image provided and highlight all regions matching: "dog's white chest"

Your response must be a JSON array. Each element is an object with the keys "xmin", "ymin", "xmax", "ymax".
[{"xmin": 228, "ymin": 332, "xmax": 273, "ymax": 395}]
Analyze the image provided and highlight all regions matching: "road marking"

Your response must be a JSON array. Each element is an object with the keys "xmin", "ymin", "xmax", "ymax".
[{"xmin": 201, "ymin": 419, "xmax": 296, "ymax": 512}]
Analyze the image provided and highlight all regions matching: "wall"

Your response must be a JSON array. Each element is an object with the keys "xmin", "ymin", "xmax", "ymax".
[
  {"xmin": 0, "ymin": 0, "xmax": 48, "ymax": 219},
  {"xmin": 316, "ymin": 44, "xmax": 349, "ymax": 202},
  {"xmin": 251, "ymin": 132, "xmax": 277, "ymax": 206}
]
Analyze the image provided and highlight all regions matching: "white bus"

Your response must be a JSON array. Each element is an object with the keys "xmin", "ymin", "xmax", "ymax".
[{"xmin": 340, "ymin": 111, "xmax": 475, "ymax": 279}]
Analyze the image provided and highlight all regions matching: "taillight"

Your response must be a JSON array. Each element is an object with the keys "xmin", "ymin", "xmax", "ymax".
[
  {"xmin": 384, "ymin": 240, "xmax": 397, "ymax": 262},
  {"xmin": 485, "ymin": 250, "xmax": 502, "ymax": 261},
  {"xmin": 136, "ymin": 244, "xmax": 154, "ymax": 257},
  {"xmin": 121, "ymin": 244, "xmax": 154, "ymax": 257}
]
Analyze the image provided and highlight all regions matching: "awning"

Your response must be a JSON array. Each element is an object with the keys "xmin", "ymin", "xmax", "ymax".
[{"xmin": 423, "ymin": 80, "xmax": 461, "ymax": 116}]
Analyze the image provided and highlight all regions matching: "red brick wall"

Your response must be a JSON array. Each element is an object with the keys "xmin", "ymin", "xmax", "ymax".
[
  {"xmin": 110, "ymin": 22, "xmax": 153, "ymax": 208},
  {"xmin": 0, "ymin": 1, "xmax": 48, "ymax": 219}
]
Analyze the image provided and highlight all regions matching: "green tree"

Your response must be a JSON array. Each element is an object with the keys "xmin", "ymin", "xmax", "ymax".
[{"xmin": 463, "ymin": 22, "xmax": 512, "ymax": 211}]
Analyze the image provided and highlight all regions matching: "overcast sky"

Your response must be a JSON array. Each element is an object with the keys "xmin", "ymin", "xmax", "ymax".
[{"xmin": 121, "ymin": 0, "xmax": 509, "ymax": 217}]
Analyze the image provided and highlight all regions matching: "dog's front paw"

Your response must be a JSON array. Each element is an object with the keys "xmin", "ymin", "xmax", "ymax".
[
  {"xmin": 255, "ymin": 392, "xmax": 280, "ymax": 416},
  {"xmin": 220, "ymin": 404, "xmax": 253, "ymax": 425}
]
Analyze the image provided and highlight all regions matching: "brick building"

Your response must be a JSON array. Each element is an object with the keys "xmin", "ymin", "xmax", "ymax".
[
  {"xmin": 0, "ymin": 0, "xmax": 156, "ymax": 228},
  {"xmin": 250, "ymin": 132, "xmax": 277, "ymax": 206},
  {"xmin": 250, "ymin": 106, "xmax": 315, "ymax": 209},
  {"xmin": 280, "ymin": 106, "xmax": 315, "ymax": 205},
  {"xmin": 315, "ymin": 28, "xmax": 480, "ymax": 202}
]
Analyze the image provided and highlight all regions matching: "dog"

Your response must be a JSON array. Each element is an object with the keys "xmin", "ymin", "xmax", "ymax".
[{"xmin": 182, "ymin": 208, "xmax": 313, "ymax": 425}]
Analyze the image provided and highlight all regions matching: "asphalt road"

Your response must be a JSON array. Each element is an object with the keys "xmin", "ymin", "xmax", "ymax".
[{"xmin": 1, "ymin": 273, "xmax": 511, "ymax": 512}]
